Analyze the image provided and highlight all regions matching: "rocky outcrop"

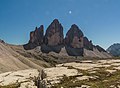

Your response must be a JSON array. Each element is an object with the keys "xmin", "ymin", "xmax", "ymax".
[
  {"xmin": 95, "ymin": 45, "xmax": 106, "ymax": 52},
  {"xmin": 23, "ymin": 25, "xmax": 44, "ymax": 50},
  {"xmin": 44, "ymin": 19, "xmax": 64, "ymax": 46},
  {"xmin": 83, "ymin": 37, "xmax": 93, "ymax": 50},
  {"xmin": 107, "ymin": 43, "xmax": 120, "ymax": 56},
  {"xmin": 43, "ymin": 59, "xmax": 120, "ymax": 87},
  {"xmin": 65, "ymin": 24, "xmax": 84, "ymax": 48},
  {"xmin": 29, "ymin": 25, "xmax": 44, "ymax": 45},
  {"xmin": 0, "ymin": 39, "xmax": 5, "ymax": 43},
  {"xmin": 65, "ymin": 24, "xmax": 84, "ymax": 56},
  {"xmin": 0, "ymin": 69, "xmax": 39, "ymax": 87},
  {"xmin": 41, "ymin": 19, "xmax": 64, "ymax": 53},
  {"xmin": 23, "ymin": 19, "xmax": 110, "ymax": 57}
]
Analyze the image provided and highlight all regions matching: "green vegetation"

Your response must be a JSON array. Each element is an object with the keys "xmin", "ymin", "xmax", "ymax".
[
  {"xmin": 0, "ymin": 83, "xmax": 20, "ymax": 88},
  {"xmin": 51, "ymin": 66, "xmax": 120, "ymax": 88}
]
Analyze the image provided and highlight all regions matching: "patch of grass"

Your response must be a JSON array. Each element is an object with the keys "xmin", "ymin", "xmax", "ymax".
[
  {"xmin": 51, "ymin": 66, "xmax": 120, "ymax": 88},
  {"xmin": 0, "ymin": 83, "xmax": 20, "ymax": 88},
  {"xmin": 67, "ymin": 66, "xmax": 76, "ymax": 69}
]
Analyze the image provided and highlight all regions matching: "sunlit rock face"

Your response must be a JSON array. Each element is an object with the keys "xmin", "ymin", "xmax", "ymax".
[
  {"xmin": 29, "ymin": 25, "xmax": 44, "ymax": 45},
  {"xmin": 44, "ymin": 19, "xmax": 64, "ymax": 46}
]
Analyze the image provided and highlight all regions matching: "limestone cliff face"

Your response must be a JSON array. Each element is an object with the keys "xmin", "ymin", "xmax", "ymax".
[
  {"xmin": 64, "ymin": 24, "xmax": 84, "ymax": 56},
  {"xmin": 44, "ymin": 19, "xmax": 64, "ymax": 46},
  {"xmin": 23, "ymin": 19, "xmax": 110, "ymax": 57},
  {"xmin": 65, "ymin": 24, "xmax": 84, "ymax": 48},
  {"xmin": 29, "ymin": 25, "xmax": 44, "ymax": 45},
  {"xmin": 83, "ymin": 37, "xmax": 93, "ymax": 50}
]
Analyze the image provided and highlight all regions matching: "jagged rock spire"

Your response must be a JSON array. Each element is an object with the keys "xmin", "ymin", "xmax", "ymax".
[
  {"xmin": 44, "ymin": 19, "xmax": 64, "ymax": 46},
  {"xmin": 29, "ymin": 25, "xmax": 44, "ymax": 45},
  {"xmin": 65, "ymin": 24, "xmax": 84, "ymax": 48}
]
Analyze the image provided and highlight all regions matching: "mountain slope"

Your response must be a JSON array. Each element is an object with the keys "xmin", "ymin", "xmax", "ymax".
[
  {"xmin": 0, "ymin": 42, "xmax": 50, "ymax": 73},
  {"xmin": 107, "ymin": 43, "xmax": 120, "ymax": 56}
]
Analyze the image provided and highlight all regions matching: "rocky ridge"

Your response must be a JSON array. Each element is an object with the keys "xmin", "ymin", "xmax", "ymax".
[
  {"xmin": 24, "ymin": 19, "xmax": 111, "ymax": 58},
  {"xmin": 107, "ymin": 43, "xmax": 120, "ymax": 56}
]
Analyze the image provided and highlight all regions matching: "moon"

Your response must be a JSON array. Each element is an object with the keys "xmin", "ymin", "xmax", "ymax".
[{"xmin": 69, "ymin": 10, "xmax": 72, "ymax": 14}]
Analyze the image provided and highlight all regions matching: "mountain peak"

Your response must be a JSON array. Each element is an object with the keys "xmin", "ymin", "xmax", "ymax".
[
  {"xmin": 53, "ymin": 19, "xmax": 59, "ymax": 23},
  {"xmin": 107, "ymin": 43, "xmax": 120, "ymax": 56}
]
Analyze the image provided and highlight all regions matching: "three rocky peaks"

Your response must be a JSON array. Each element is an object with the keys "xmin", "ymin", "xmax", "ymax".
[{"xmin": 24, "ymin": 19, "xmax": 106, "ymax": 56}]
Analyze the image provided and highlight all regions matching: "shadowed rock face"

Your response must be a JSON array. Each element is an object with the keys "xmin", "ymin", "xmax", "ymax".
[
  {"xmin": 95, "ymin": 45, "xmax": 106, "ymax": 52},
  {"xmin": 107, "ymin": 43, "xmax": 120, "ymax": 56},
  {"xmin": 65, "ymin": 24, "xmax": 84, "ymax": 56},
  {"xmin": 0, "ymin": 39, "xmax": 5, "ymax": 43},
  {"xmin": 44, "ymin": 19, "xmax": 64, "ymax": 46},
  {"xmin": 83, "ymin": 37, "xmax": 93, "ymax": 50},
  {"xmin": 29, "ymin": 25, "xmax": 44, "ymax": 45},
  {"xmin": 23, "ymin": 19, "xmax": 109, "ymax": 57},
  {"xmin": 23, "ymin": 25, "xmax": 44, "ymax": 50},
  {"xmin": 65, "ymin": 24, "xmax": 84, "ymax": 48}
]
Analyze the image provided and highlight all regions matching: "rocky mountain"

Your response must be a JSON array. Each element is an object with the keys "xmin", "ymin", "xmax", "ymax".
[
  {"xmin": 44, "ymin": 19, "xmax": 64, "ymax": 46},
  {"xmin": 0, "ymin": 41, "xmax": 52, "ymax": 74},
  {"xmin": 29, "ymin": 25, "xmax": 44, "ymax": 45},
  {"xmin": 65, "ymin": 24, "xmax": 84, "ymax": 48},
  {"xmin": 64, "ymin": 24, "xmax": 84, "ymax": 56},
  {"xmin": 24, "ymin": 25, "xmax": 44, "ymax": 50},
  {"xmin": 0, "ymin": 19, "xmax": 113, "ymax": 87},
  {"xmin": 83, "ymin": 37, "xmax": 93, "ymax": 51},
  {"xmin": 107, "ymin": 43, "xmax": 120, "ymax": 56},
  {"xmin": 23, "ymin": 19, "xmax": 111, "ymax": 58}
]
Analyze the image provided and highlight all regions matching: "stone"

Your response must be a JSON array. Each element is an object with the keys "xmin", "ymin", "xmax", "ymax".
[
  {"xmin": 83, "ymin": 37, "xmax": 93, "ymax": 50},
  {"xmin": 29, "ymin": 25, "xmax": 44, "ymax": 45},
  {"xmin": 65, "ymin": 24, "xmax": 84, "ymax": 56},
  {"xmin": 0, "ymin": 39, "xmax": 5, "ymax": 43},
  {"xmin": 65, "ymin": 24, "xmax": 84, "ymax": 48},
  {"xmin": 23, "ymin": 25, "xmax": 44, "ymax": 50},
  {"xmin": 44, "ymin": 19, "xmax": 64, "ymax": 46},
  {"xmin": 0, "ymin": 69, "xmax": 39, "ymax": 86},
  {"xmin": 95, "ymin": 45, "xmax": 106, "ymax": 52},
  {"xmin": 107, "ymin": 43, "xmax": 120, "ymax": 56}
]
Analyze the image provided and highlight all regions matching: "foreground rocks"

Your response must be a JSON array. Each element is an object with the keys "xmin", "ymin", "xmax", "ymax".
[
  {"xmin": 42, "ymin": 59, "xmax": 120, "ymax": 88},
  {"xmin": 1, "ymin": 59, "xmax": 120, "ymax": 88},
  {"xmin": 0, "ymin": 69, "xmax": 39, "ymax": 88}
]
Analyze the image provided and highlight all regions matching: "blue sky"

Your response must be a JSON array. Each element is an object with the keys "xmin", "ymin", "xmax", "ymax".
[{"xmin": 0, "ymin": 0, "xmax": 120, "ymax": 49}]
